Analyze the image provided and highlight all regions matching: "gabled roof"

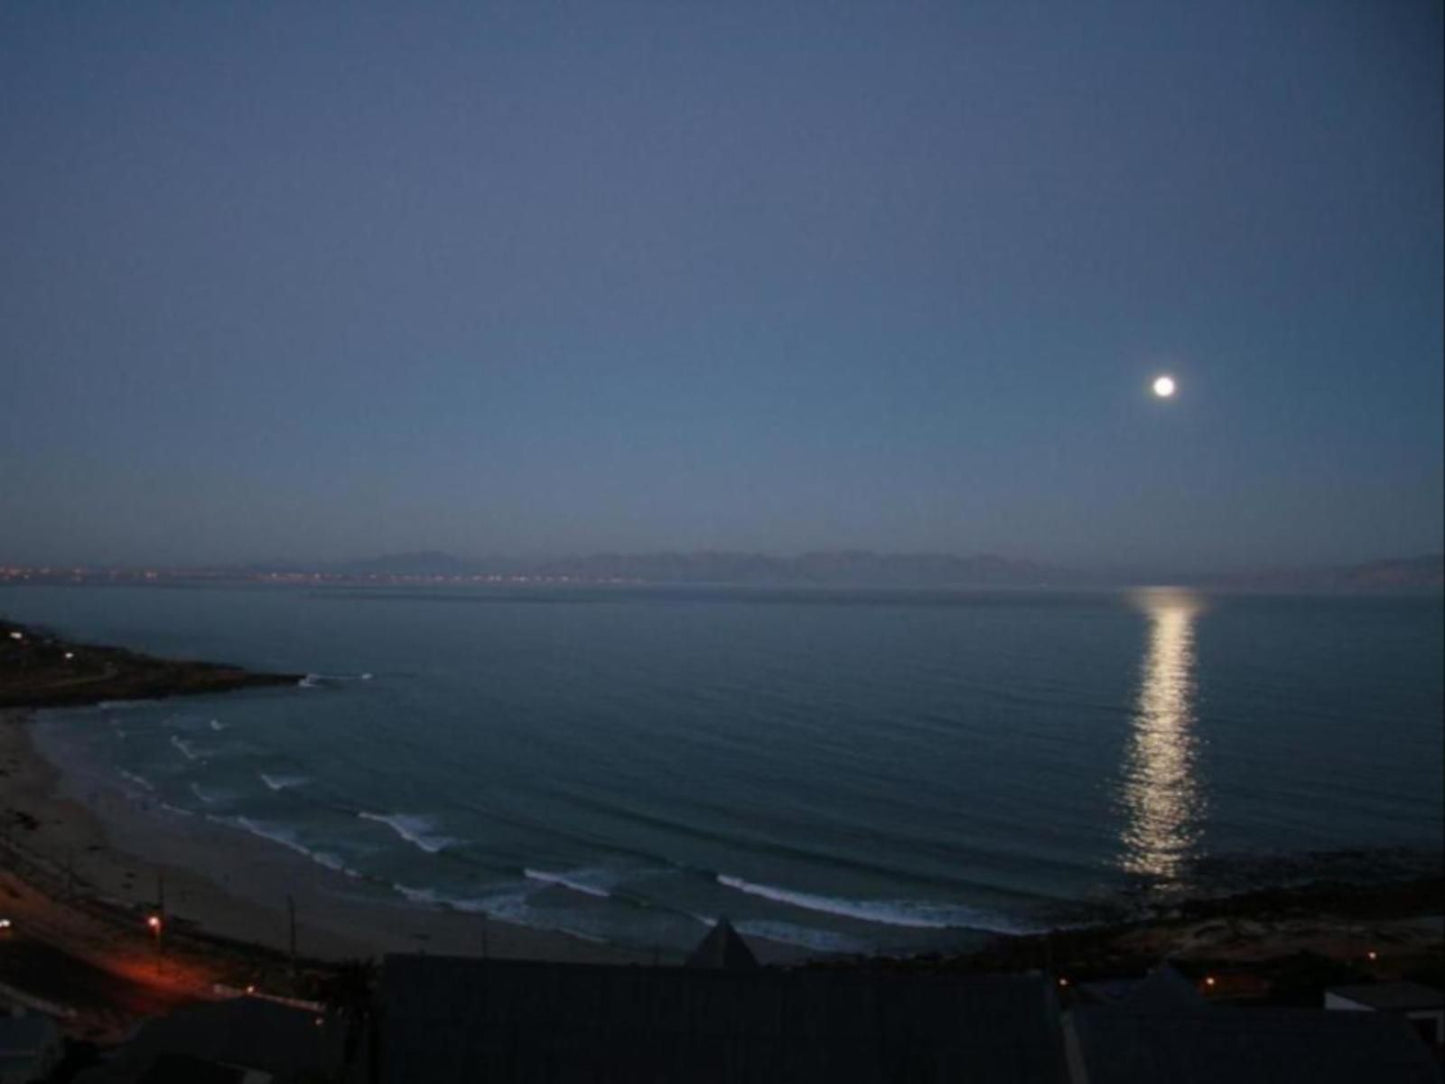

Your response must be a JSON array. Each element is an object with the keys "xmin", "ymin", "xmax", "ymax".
[{"xmin": 685, "ymin": 916, "xmax": 759, "ymax": 970}]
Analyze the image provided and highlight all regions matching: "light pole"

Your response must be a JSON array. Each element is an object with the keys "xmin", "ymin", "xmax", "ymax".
[{"xmin": 147, "ymin": 913, "xmax": 164, "ymax": 974}]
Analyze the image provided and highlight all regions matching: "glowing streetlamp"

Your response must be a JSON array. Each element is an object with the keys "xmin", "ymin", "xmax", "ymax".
[{"xmin": 147, "ymin": 913, "xmax": 164, "ymax": 973}]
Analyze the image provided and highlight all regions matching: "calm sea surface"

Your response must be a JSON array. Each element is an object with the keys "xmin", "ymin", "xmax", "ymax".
[{"xmin": 3, "ymin": 584, "xmax": 1440, "ymax": 955}]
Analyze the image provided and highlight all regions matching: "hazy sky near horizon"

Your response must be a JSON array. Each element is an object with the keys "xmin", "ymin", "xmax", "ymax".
[{"xmin": 2, "ymin": 2, "xmax": 1441, "ymax": 571}]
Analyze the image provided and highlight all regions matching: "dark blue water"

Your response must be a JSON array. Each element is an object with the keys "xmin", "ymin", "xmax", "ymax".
[{"xmin": 3, "ymin": 584, "xmax": 1440, "ymax": 955}]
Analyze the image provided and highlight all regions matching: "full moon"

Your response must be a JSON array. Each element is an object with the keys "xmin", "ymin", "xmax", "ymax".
[{"xmin": 1152, "ymin": 375, "xmax": 1176, "ymax": 398}]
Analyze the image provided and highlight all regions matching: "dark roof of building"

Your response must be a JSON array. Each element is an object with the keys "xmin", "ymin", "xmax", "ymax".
[
  {"xmin": 1069, "ymin": 1005, "xmax": 1442, "ymax": 1084},
  {"xmin": 1328, "ymin": 982, "xmax": 1445, "ymax": 1012},
  {"xmin": 74, "ymin": 996, "xmax": 343, "ymax": 1084},
  {"xmin": 685, "ymin": 917, "xmax": 759, "ymax": 970},
  {"xmin": 381, "ymin": 955, "xmax": 1066, "ymax": 1083}
]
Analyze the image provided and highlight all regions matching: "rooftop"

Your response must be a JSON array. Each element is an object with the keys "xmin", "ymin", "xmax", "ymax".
[
  {"xmin": 381, "ymin": 954, "xmax": 1066, "ymax": 1083},
  {"xmin": 1327, "ymin": 982, "xmax": 1445, "ymax": 1012}
]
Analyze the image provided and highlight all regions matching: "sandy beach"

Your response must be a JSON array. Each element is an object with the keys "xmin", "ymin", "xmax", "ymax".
[
  {"xmin": 3, "ymin": 706, "xmax": 647, "ymax": 961},
  {"xmin": 3, "ymin": 615, "xmax": 1441, "ymax": 1042},
  {"xmin": 3, "ymin": 704, "xmax": 660, "ymax": 1038}
]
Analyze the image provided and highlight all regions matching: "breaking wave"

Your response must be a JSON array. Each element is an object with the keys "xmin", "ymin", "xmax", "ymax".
[
  {"xmin": 169, "ymin": 735, "xmax": 204, "ymax": 762},
  {"xmin": 391, "ymin": 882, "xmax": 610, "ymax": 943},
  {"xmin": 227, "ymin": 816, "xmax": 360, "ymax": 878},
  {"xmin": 523, "ymin": 867, "xmax": 617, "ymax": 899},
  {"xmin": 733, "ymin": 920, "xmax": 871, "ymax": 955},
  {"xmin": 359, "ymin": 811, "xmax": 457, "ymax": 854},
  {"xmin": 299, "ymin": 672, "xmax": 375, "ymax": 688},
  {"xmin": 715, "ymin": 875, "xmax": 1028, "ymax": 933},
  {"xmin": 188, "ymin": 782, "xmax": 228, "ymax": 806},
  {"xmin": 119, "ymin": 769, "xmax": 154, "ymax": 792},
  {"xmin": 259, "ymin": 772, "xmax": 307, "ymax": 792}
]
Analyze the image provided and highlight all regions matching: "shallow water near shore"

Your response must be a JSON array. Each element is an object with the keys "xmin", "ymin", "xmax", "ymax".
[{"xmin": 4, "ymin": 583, "xmax": 1441, "ymax": 957}]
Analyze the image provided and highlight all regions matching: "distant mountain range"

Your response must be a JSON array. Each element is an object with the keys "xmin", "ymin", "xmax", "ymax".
[
  {"xmin": 7, "ymin": 549, "xmax": 1438, "ymax": 591},
  {"xmin": 244, "ymin": 550, "xmax": 1443, "ymax": 590},
  {"xmin": 277, "ymin": 549, "xmax": 1067, "ymax": 586},
  {"xmin": 1196, "ymin": 554, "xmax": 1444, "ymax": 592}
]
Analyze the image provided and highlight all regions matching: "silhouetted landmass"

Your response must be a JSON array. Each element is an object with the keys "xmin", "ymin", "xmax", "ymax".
[
  {"xmin": 529, "ymin": 550, "xmax": 1069, "ymax": 586},
  {"xmin": 4, "ymin": 551, "xmax": 1441, "ymax": 590},
  {"xmin": 1201, "ymin": 554, "xmax": 1444, "ymax": 592},
  {"xmin": 0, "ymin": 618, "xmax": 301, "ymax": 708}
]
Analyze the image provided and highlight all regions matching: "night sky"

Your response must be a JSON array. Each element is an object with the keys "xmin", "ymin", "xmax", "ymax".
[{"xmin": 2, "ymin": 2, "xmax": 1440, "ymax": 571}]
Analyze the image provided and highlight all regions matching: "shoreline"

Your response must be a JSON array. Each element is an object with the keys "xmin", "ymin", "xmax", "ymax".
[
  {"xmin": 3, "ymin": 706, "xmax": 655, "ymax": 1036},
  {"xmin": 1, "ymin": 616, "xmax": 661, "ymax": 1035},
  {"xmin": 0, "ymin": 616, "xmax": 302, "ymax": 710},
  {"xmin": 4, "ymin": 614, "xmax": 1442, "ymax": 1036}
]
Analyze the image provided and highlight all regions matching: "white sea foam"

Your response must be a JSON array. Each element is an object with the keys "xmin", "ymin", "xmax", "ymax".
[
  {"xmin": 393, "ymin": 882, "xmax": 526, "ymax": 917},
  {"xmin": 229, "ymin": 816, "xmax": 360, "ymax": 878},
  {"xmin": 523, "ymin": 867, "xmax": 615, "ymax": 899},
  {"xmin": 119, "ymin": 769, "xmax": 154, "ymax": 792},
  {"xmin": 359, "ymin": 812, "xmax": 457, "ymax": 854},
  {"xmin": 209, "ymin": 719, "xmax": 227, "ymax": 732},
  {"xmin": 169, "ymin": 735, "xmax": 204, "ymax": 762},
  {"xmin": 733, "ymin": 920, "xmax": 871, "ymax": 955},
  {"xmin": 188, "ymin": 782, "xmax": 226, "ymax": 806},
  {"xmin": 715, "ymin": 875, "xmax": 1025, "ymax": 932},
  {"xmin": 259, "ymin": 772, "xmax": 307, "ymax": 792},
  {"xmin": 299, "ymin": 672, "xmax": 373, "ymax": 688},
  {"xmin": 391, "ymin": 883, "xmax": 610, "ymax": 942}
]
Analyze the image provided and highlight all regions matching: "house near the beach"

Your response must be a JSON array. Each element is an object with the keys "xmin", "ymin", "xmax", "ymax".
[
  {"xmin": 1065, "ymin": 966, "xmax": 1442, "ymax": 1084},
  {"xmin": 1325, "ymin": 981, "xmax": 1445, "ymax": 1048},
  {"xmin": 378, "ymin": 921, "xmax": 1068, "ymax": 1082}
]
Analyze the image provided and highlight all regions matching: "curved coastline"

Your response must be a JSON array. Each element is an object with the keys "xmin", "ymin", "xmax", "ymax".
[
  {"xmin": 3, "ymin": 613, "xmax": 1442, "ymax": 1036},
  {"xmin": 0, "ymin": 616, "xmax": 650, "ymax": 1034}
]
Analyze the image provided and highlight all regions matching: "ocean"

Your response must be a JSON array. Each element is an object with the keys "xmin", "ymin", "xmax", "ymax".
[{"xmin": 3, "ymin": 583, "xmax": 1440, "ymax": 957}]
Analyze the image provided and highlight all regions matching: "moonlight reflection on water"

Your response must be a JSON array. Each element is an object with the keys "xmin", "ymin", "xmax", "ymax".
[{"xmin": 1121, "ymin": 588, "xmax": 1205, "ymax": 883}]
